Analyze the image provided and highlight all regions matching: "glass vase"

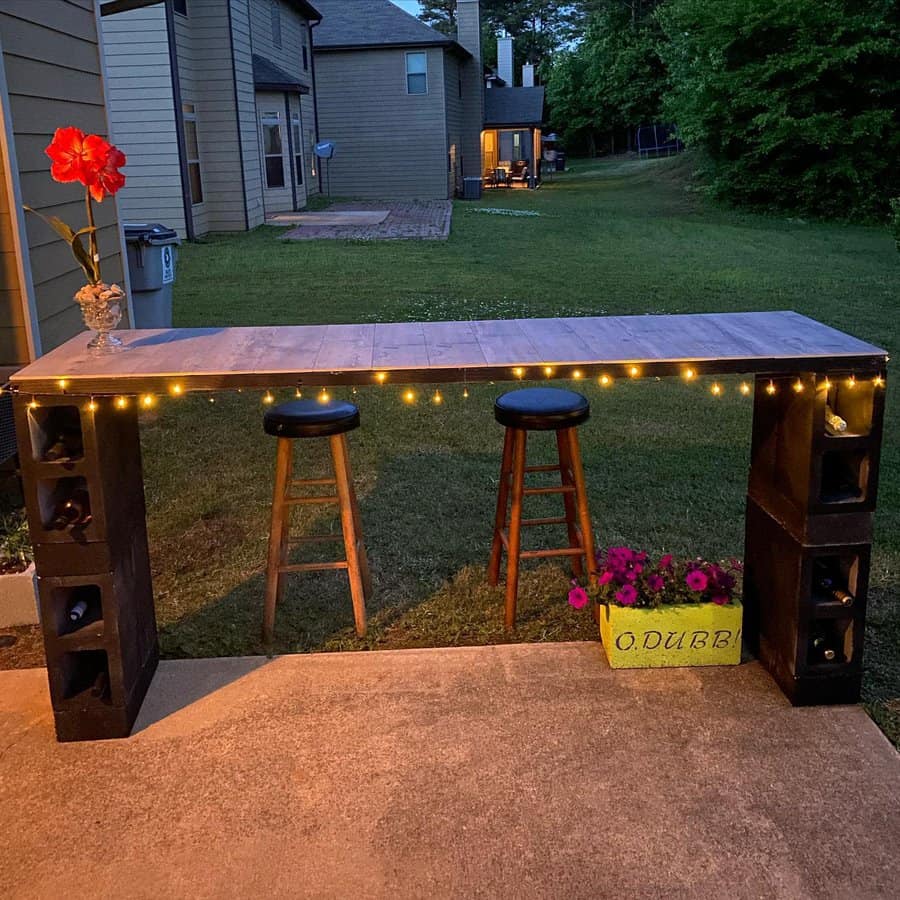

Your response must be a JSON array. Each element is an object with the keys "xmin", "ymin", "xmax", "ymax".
[{"xmin": 75, "ymin": 283, "xmax": 127, "ymax": 354}]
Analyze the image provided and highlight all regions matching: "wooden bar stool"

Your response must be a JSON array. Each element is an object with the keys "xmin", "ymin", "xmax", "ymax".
[
  {"xmin": 488, "ymin": 388, "xmax": 597, "ymax": 629},
  {"xmin": 263, "ymin": 399, "xmax": 371, "ymax": 643}
]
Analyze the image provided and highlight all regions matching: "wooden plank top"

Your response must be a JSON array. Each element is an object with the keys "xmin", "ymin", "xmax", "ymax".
[{"xmin": 9, "ymin": 311, "xmax": 887, "ymax": 394}]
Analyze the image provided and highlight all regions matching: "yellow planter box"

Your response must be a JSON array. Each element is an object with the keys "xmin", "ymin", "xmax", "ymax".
[{"xmin": 597, "ymin": 600, "xmax": 743, "ymax": 669}]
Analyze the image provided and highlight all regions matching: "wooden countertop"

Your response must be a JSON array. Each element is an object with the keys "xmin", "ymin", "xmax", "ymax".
[{"xmin": 9, "ymin": 311, "xmax": 887, "ymax": 394}]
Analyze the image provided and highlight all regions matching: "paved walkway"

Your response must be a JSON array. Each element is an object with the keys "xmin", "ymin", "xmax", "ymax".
[
  {"xmin": 280, "ymin": 201, "xmax": 452, "ymax": 241},
  {"xmin": 2, "ymin": 643, "xmax": 898, "ymax": 898}
]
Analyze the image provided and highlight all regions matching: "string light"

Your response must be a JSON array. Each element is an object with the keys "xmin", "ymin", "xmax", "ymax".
[
  {"xmin": 543, "ymin": 366, "xmax": 554, "ymax": 378},
  {"xmin": 318, "ymin": 389, "xmax": 330, "ymax": 403},
  {"xmin": 27, "ymin": 396, "xmax": 38, "ymax": 410},
  {"xmin": 599, "ymin": 374, "xmax": 612, "ymax": 387},
  {"xmin": 87, "ymin": 397, "xmax": 98, "ymax": 413},
  {"xmin": 140, "ymin": 394, "xmax": 155, "ymax": 409},
  {"xmin": 792, "ymin": 379, "xmax": 804, "ymax": 394},
  {"xmin": 170, "ymin": 383, "xmax": 183, "ymax": 396},
  {"xmin": 432, "ymin": 390, "xmax": 443, "ymax": 405},
  {"xmin": 403, "ymin": 389, "xmax": 416, "ymax": 404},
  {"xmin": 628, "ymin": 365, "xmax": 640, "ymax": 378},
  {"xmin": 822, "ymin": 377, "xmax": 833, "ymax": 391},
  {"xmin": 572, "ymin": 369, "xmax": 583, "ymax": 380},
  {"xmin": 295, "ymin": 388, "xmax": 303, "ymax": 398},
  {"xmin": 513, "ymin": 367, "xmax": 525, "ymax": 379},
  {"xmin": 462, "ymin": 386, "xmax": 469, "ymax": 399},
  {"xmin": 208, "ymin": 396, "xmax": 215, "ymax": 404},
  {"xmin": 683, "ymin": 368, "xmax": 696, "ymax": 381},
  {"xmin": 351, "ymin": 387, "xmax": 358, "ymax": 395},
  {"xmin": 710, "ymin": 382, "xmax": 723, "ymax": 396},
  {"xmin": 847, "ymin": 374, "xmax": 857, "ymax": 389},
  {"xmin": 57, "ymin": 379, "xmax": 68, "ymax": 390},
  {"xmin": 115, "ymin": 396, "xmax": 128, "ymax": 410},
  {"xmin": 874, "ymin": 375, "xmax": 885, "ymax": 388},
  {"xmin": 262, "ymin": 390, "xmax": 275, "ymax": 405},
  {"xmin": 740, "ymin": 382, "xmax": 751, "ymax": 396},
  {"xmin": 375, "ymin": 372, "xmax": 387, "ymax": 384},
  {"xmin": 766, "ymin": 380, "xmax": 777, "ymax": 396}
]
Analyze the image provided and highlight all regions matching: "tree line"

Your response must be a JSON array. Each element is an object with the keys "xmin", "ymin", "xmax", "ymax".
[{"xmin": 420, "ymin": 1, "xmax": 900, "ymax": 219}]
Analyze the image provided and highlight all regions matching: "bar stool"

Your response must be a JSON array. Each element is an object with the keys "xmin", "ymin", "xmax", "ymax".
[
  {"xmin": 488, "ymin": 387, "xmax": 597, "ymax": 629},
  {"xmin": 263, "ymin": 399, "xmax": 371, "ymax": 643}
]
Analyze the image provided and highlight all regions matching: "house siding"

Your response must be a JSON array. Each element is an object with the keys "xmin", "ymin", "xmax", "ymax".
[
  {"xmin": 0, "ymin": 131, "xmax": 29, "ymax": 366},
  {"xmin": 314, "ymin": 46, "xmax": 449, "ymax": 200},
  {"xmin": 0, "ymin": 0, "xmax": 127, "ymax": 355},
  {"xmin": 443, "ymin": 52, "xmax": 463, "ymax": 197},
  {"xmin": 100, "ymin": 3, "xmax": 186, "ymax": 237}
]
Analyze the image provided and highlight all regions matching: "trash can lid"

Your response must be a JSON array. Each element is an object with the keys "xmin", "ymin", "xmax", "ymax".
[{"xmin": 123, "ymin": 223, "xmax": 181, "ymax": 245}]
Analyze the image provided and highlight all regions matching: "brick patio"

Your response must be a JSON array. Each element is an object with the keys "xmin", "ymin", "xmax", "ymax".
[{"xmin": 279, "ymin": 200, "xmax": 452, "ymax": 241}]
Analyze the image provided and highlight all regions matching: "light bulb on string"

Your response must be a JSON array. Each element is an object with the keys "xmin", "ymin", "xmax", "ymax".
[
  {"xmin": 543, "ymin": 366, "xmax": 554, "ymax": 378},
  {"xmin": 847, "ymin": 374, "xmax": 857, "ymax": 389},
  {"xmin": 115, "ymin": 396, "xmax": 128, "ymax": 410},
  {"xmin": 319, "ymin": 388, "xmax": 330, "ymax": 404},
  {"xmin": 375, "ymin": 372, "xmax": 388, "ymax": 385},
  {"xmin": 141, "ymin": 394, "xmax": 155, "ymax": 409},
  {"xmin": 683, "ymin": 368, "xmax": 696, "ymax": 381},
  {"xmin": 87, "ymin": 397, "xmax": 98, "ymax": 413},
  {"xmin": 710, "ymin": 382, "xmax": 723, "ymax": 397},
  {"xmin": 599, "ymin": 374, "xmax": 612, "ymax": 387},
  {"xmin": 740, "ymin": 382, "xmax": 751, "ymax": 396},
  {"xmin": 462, "ymin": 386, "xmax": 469, "ymax": 399},
  {"xmin": 403, "ymin": 389, "xmax": 416, "ymax": 404},
  {"xmin": 792, "ymin": 379, "xmax": 804, "ymax": 394},
  {"xmin": 874, "ymin": 375, "xmax": 885, "ymax": 388},
  {"xmin": 572, "ymin": 369, "xmax": 583, "ymax": 380},
  {"xmin": 513, "ymin": 367, "xmax": 525, "ymax": 379},
  {"xmin": 57, "ymin": 378, "xmax": 68, "ymax": 391},
  {"xmin": 27, "ymin": 396, "xmax": 38, "ymax": 410},
  {"xmin": 208, "ymin": 396, "xmax": 216, "ymax": 404},
  {"xmin": 822, "ymin": 377, "xmax": 833, "ymax": 391},
  {"xmin": 766, "ymin": 380, "xmax": 777, "ymax": 396},
  {"xmin": 628, "ymin": 365, "xmax": 640, "ymax": 378},
  {"xmin": 432, "ymin": 390, "xmax": 443, "ymax": 405},
  {"xmin": 295, "ymin": 388, "xmax": 303, "ymax": 399},
  {"xmin": 170, "ymin": 383, "xmax": 184, "ymax": 397},
  {"xmin": 262, "ymin": 390, "xmax": 275, "ymax": 405}
]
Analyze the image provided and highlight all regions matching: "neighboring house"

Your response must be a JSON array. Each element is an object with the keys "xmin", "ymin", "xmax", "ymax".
[
  {"xmin": 99, "ymin": 0, "xmax": 322, "ymax": 239},
  {"xmin": 0, "ymin": 0, "xmax": 131, "ymax": 375},
  {"xmin": 312, "ymin": 0, "xmax": 484, "ymax": 200}
]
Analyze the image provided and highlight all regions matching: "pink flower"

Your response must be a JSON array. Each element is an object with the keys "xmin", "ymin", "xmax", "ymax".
[
  {"xmin": 659, "ymin": 554, "xmax": 673, "ymax": 569},
  {"xmin": 647, "ymin": 574, "xmax": 665, "ymax": 592},
  {"xmin": 568, "ymin": 586, "xmax": 589, "ymax": 609},
  {"xmin": 686, "ymin": 570, "xmax": 708, "ymax": 592},
  {"xmin": 711, "ymin": 594, "xmax": 730, "ymax": 606},
  {"xmin": 615, "ymin": 584, "xmax": 637, "ymax": 606},
  {"xmin": 598, "ymin": 570, "xmax": 614, "ymax": 585}
]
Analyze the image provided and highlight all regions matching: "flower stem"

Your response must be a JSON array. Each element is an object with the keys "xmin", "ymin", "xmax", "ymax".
[{"xmin": 84, "ymin": 187, "xmax": 99, "ymax": 283}]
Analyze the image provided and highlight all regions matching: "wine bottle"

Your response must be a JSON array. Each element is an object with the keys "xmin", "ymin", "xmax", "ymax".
[
  {"xmin": 811, "ymin": 635, "xmax": 837, "ymax": 663},
  {"xmin": 824, "ymin": 405, "xmax": 847, "ymax": 435},
  {"xmin": 90, "ymin": 669, "xmax": 109, "ymax": 700},
  {"xmin": 68, "ymin": 599, "xmax": 88, "ymax": 622},
  {"xmin": 43, "ymin": 435, "xmax": 68, "ymax": 461},
  {"xmin": 812, "ymin": 560, "xmax": 854, "ymax": 607},
  {"xmin": 43, "ymin": 429, "xmax": 83, "ymax": 462},
  {"xmin": 48, "ymin": 488, "xmax": 92, "ymax": 530}
]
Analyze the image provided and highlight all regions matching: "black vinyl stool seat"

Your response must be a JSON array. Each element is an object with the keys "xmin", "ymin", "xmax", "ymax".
[
  {"xmin": 264, "ymin": 399, "xmax": 360, "ymax": 439},
  {"xmin": 494, "ymin": 387, "xmax": 590, "ymax": 431},
  {"xmin": 489, "ymin": 387, "xmax": 596, "ymax": 629},
  {"xmin": 262, "ymin": 398, "xmax": 370, "ymax": 644}
]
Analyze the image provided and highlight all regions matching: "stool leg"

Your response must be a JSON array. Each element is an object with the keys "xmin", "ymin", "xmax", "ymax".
[
  {"xmin": 566, "ymin": 427, "xmax": 597, "ymax": 578},
  {"xmin": 556, "ymin": 429, "xmax": 584, "ymax": 579},
  {"xmin": 263, "ymin": 437, "xmax": 293, "ymax": 644},
  {"xmin": 488, "ymin": 427, "xmax": 514, "ymax": 585},
  {"xmin": 504, "ymin": 428, "xmax": 527, "ymax": 630},
  {"xmin": 330, "ymin": 433, "xmax": 368, "ymax": 637}
]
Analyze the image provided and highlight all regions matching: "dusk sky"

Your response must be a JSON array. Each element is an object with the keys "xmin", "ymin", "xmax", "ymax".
[{"xmin": 390, "ymin": 0, "xmax": 423, "ymax": 16}]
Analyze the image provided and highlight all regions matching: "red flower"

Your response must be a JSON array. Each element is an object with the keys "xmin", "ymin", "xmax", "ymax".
[
  {"xmin": 45, "ymin": 127, "xmax": 111, "ymax": 186},
  {"xmin": 89, "ymin": 146, "xmax": 127, "ymax": 202}
]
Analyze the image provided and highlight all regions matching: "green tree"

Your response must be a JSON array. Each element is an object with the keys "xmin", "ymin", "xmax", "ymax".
[
  {"xmin": 658, "ymin": 0, "xmax": 900, "ymax": 218},
  {"xmin": 418, "ymin": 0, "xmax": 457, "ymax": 35}
]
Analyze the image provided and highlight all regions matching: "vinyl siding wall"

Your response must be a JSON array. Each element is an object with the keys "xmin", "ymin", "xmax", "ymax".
[
  {"xmin": 443, "ymin": 53, "xmax": 464, "ymax": 197},
  {"xmin": 100, "ymin": 4, "xmax": 186, "ymax": 237},
  {"xmin": 0, "ymin": 0, "xmax": 127, "ymax": 354},
  {"xmin": 0, "ymin": 130, "xmax": 29, "ymax": 366},
  {"xmin": 314, "ymin": 47, "xmax": 449, "ymax": 200}
]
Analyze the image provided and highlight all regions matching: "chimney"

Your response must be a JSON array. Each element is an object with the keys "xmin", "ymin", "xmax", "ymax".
[
  {"xmin": 456, "ymin": 0, "xmax": 481, "ymax": 66},
  {"xmin": 497, "ymin": 34, "xmax": 514, "ymax": 86},
  {"xmin": 522, "ymin": 62, "xmax": 534, "ymax": 88}
]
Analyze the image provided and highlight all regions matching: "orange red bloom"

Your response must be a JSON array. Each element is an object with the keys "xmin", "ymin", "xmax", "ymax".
[{"xmin": 44, "ymin": 126, "xmax": 126, "ymax": 201}]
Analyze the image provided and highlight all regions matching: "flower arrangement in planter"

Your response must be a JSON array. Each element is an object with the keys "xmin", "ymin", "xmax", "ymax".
[
  {"xmin": 26, "ymin": 126, "xmax": 127, "ymax": 353},
  {"xmin": 568, "ymin": 547, "xmax": 743, "ymax": 669},
  {"xmin": 0, "ymin": 509, "xmax": 37, "ymax": 627}
]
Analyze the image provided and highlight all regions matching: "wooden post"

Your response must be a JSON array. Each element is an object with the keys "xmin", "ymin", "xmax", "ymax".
[
  {"xmin": 15, "ymin": 393, "xmax": 158, "ymax": 741},
  {"xmin": 743, "ymin": 372, "xmax": 885, "ymax": 705}
]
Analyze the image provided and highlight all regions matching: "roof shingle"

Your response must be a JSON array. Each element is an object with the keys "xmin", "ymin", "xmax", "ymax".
[{"xmin": 484, "ymin": 87, "xmax": 545, "ymax": 127}]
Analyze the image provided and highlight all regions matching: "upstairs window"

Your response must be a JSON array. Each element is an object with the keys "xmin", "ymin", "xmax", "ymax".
[
  {"xmin": 182, "ymin": 103, "xmax": 202, "ymax": 204},
  {"xmin": 174, "ymin": 0, "xmax": 187, "ymax": 15},
  {"xmin": 271, "ymin": 0, "xmax": 282, "ymax": 48},
  {"xmin": 406, "ymin": 52, "xmax": 427, "ymax": 95},
  {"xmin": 302, "ymin": 42, "xmax": 309, "ymax": 72}
]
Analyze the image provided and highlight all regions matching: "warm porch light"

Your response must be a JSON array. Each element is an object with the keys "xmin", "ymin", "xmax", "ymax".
[
  {"xmin": 141, "ymin": 394, "xmax": 155, "ymax": 408},
  {"xmin": 628, "ymin": 365, "xmax": 640, "ymax": 377}
]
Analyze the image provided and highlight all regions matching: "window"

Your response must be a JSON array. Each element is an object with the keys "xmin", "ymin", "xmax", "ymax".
[
  {"xmin": 182, "ymin": 103, "xmax": 202, "ymax": 204},
  {"xmin": 406, "ymin": 52, "xmax": 427, "ymax": 95},
  {"xmin": 302, "ymin": 42, "xmax": 309, "ymax": 72},
  {"xmin": 458, "ymin": 77, "xmax": 462, "ymax": 99},
  {"xmin": 291, "ymin": 113, "xmax": 303, "ymax": 186},
  {"xmin": 174, "ymin": 0, "xmax": 187, "ymax": 15},
  {"xmin": 261, "ymin": 111, "xmax": 285, "ymax": 188},
  {"xmin": 271, "ymin": 0, "xmax": 282, "ymax": 48}
]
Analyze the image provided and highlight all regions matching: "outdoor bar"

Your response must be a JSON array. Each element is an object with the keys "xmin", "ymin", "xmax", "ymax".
[{"xmin": 9, "ymin": 310, "xmax": 888, "ymax": 741}]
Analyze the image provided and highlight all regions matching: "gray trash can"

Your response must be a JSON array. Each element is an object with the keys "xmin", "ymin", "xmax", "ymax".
[
  {"xmin": 462, "ymin": 177, "xmax": 482, "ymax": 201},
  {"xmin": 123, "ymin": 223, "xmax": 181, "ymax": 328}
]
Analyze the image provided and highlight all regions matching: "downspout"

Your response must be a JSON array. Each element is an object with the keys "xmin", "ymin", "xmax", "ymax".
[
  {"xmin": 309, "ymin": 19, "xmax": 322, "ymax": 194},
  {"xmin": 165, "ymin": 0, "xmax": 195, "ymax": 240},
  {"xmin": 285, "ymin": 92, "xmax": 298, "ymax": 211},
  {"xmin": 228, "ymin": 0, "xmax": 251, "ymax": 230}
]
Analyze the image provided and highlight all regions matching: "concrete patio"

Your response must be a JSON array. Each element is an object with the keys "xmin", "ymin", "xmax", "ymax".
[
  {"xmin": 276, "ymin": 200, "xmax": 452, "ymax": 240},
  {"xmin": 1, "ymin": 642, "xmax": 898, "ymax": 898}
]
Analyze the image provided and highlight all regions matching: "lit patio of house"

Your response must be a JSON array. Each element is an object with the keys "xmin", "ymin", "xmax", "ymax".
[{"xmin": 482, "ymin": 86, "xmax": 545, "ymax": 190}]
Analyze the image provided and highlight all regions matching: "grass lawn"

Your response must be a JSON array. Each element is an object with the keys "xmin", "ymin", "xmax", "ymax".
[{"xmin": 136, "ymin": 157, "xmax": 898, "ymax": 741}]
